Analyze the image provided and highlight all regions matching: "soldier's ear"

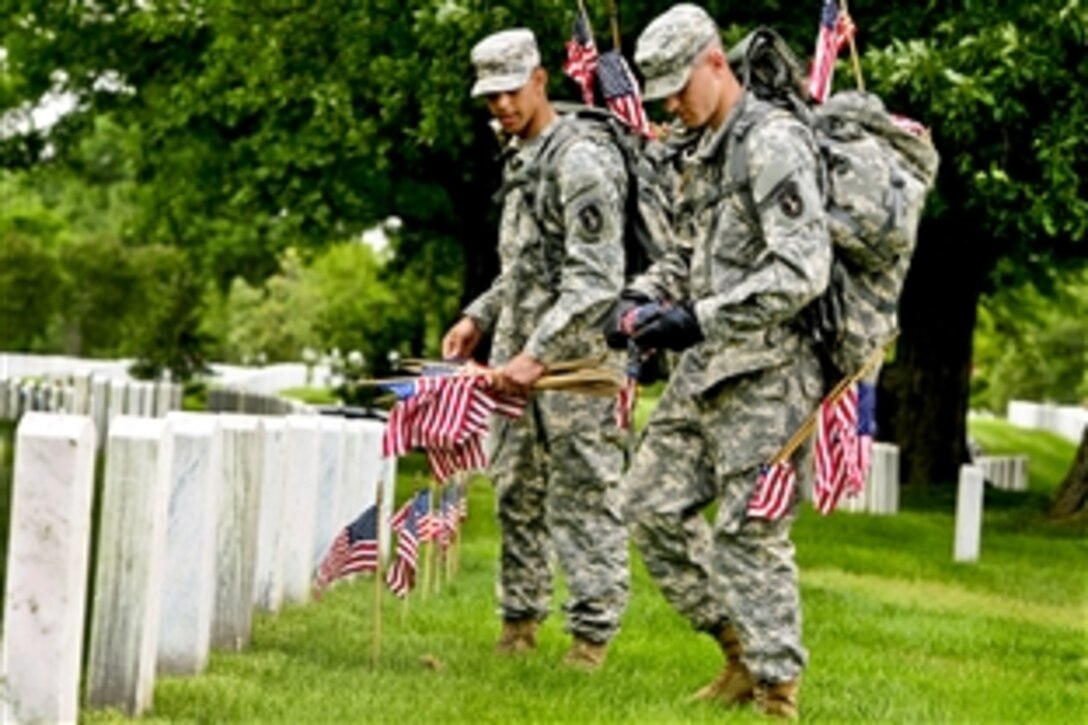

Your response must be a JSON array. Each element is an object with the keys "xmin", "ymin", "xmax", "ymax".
[{"xmin": 531, "ymin": 66, "xmax": 548, "ymax": 90}]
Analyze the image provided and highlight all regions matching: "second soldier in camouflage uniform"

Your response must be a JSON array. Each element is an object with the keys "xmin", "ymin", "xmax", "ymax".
[
  {"xmin": 605, "ymin": 4, "xmax": 831, "ymax": 718},
  {"xmin": 442, "ymin": 28, "xmax": 629, "ymax": 670}
]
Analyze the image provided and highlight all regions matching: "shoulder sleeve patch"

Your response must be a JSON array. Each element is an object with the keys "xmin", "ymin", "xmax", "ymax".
[{"xmin": 579, "ymin": 202, "xmax": 604, "ymax": 235}]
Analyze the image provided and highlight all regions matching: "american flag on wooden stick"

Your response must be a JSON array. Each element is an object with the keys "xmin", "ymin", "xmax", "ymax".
[
  {"xmin": 564, "ymin": 9, "xmax": 599, "ymax": 105},
  {"xmin": 807, "ymin": 0, "xmax": 856, "ymax": 103},
  {"xmin": 313, "ymin": 504, "xmax": 378, "ymax": 598},
  {"xmin": 381, "ymin": 374, "xmax": 526, "ymax": 482},
  {"xmin": 747, "ymin": 461, "xmax": 798, "ymax": 520},
  {"xmin": 386, "ymin": 493, "xmax": 425, "ymax": 597},
  {"xmin": 597, "ymin": 50, "xmax": 653, "ymax": 138},
  {"xmin": 813, "ymin": 381, "xmax": 876, "ymax": 514}
]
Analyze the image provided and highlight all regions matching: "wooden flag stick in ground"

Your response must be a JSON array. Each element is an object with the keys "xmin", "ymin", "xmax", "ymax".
[
  {"xmin": 371, "ymin": 483, "xmax": 383, "ymax": 667},
  {"xmin": 840, "ymin": 0, "xmax": 865, "ymax": 91},
  {"xmin": 425, "ymin": 481, "xmax": 437, "ymax": 596},
  {"xmin": 770, "ymin": 337, "xmax": 895, "ymax": 465}
]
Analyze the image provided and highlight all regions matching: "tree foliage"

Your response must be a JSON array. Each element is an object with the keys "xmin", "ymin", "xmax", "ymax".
[{"xmin": 1, "ymin": 1, "xmax": 1085, "ymax": 478}]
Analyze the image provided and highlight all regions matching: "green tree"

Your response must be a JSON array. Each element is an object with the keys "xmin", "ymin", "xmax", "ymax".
[
  {"xmin": 0, "ymin": 230, "xmax": 62, "ymax": 351},
  {"xmin": 2, "ymin": 1, "xmax": 1084, "ymax": 485},
  {"xmin": 865, "ymin": 1, "xmax": 1087, "ymax": 484}
]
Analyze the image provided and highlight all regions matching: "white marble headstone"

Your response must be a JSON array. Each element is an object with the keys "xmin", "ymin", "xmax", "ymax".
[
  {"xmin": 211, "ymin": 415, "xmax": 263, "ymax": 650},
  {"xmin": 2, "ymin": 414, "xmax": 96, "ymax": 725},
  {"xmin": 157, "ymin": 413, "xmax": 222, "ymax": 675},
  {"xmin": 87, "ymin": 416, "xmax": 173, "ymax": 716}
]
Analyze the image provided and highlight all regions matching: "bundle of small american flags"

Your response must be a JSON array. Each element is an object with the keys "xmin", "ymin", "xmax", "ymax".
[
  {"xmin": 381, "ymin": 374, "xmax": 526, "ymax": 482},
  {"xmin": 747, "ymin": 381, "xmax": 877, "ymax": 520}
]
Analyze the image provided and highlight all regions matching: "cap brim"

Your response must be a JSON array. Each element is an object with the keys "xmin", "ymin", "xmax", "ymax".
[
  {"xmin": 642, "ymin": 67, "xmax": 692, "ymax": 102},
  {"xmin": 470, "ymin": 70, "xmax": 532, "ymax": 98}
]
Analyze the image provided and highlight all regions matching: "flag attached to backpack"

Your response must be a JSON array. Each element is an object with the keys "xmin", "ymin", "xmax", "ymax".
[
  {"xmin": 564, "ymin": 9, "xmax": 598, "ymax": 106},
  {"xmin": 807, "ymin": 0, "xmax": 856, "ymax": 103},
  {"xmin": 596, "ymin": 50, "xmax": 654, "ymax": 138}
]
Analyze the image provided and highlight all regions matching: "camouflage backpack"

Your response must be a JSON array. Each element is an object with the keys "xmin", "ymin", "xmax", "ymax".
[
  {"xmin": 495, "ymin": 103, "xmax": 679, "ymax": 280},
  {"xmin": 726, "ymin": 28, "xmax": 941, "ymax": 380}
]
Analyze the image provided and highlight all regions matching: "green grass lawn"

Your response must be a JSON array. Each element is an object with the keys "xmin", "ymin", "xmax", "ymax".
[{"xmin": 74, "ymin": 415, "xmax": 1086, "ymax": 724}]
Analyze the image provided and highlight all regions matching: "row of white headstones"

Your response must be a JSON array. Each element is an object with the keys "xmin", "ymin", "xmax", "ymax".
[{"xmin": 1, "ymin": 410, "xmax": 395, "ymax": 723}]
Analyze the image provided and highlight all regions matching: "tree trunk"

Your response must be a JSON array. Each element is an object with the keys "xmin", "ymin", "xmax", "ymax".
[
  {"xmin": 878, "ymin": 219, "xmax": 989, "ymax": 487},
  {"xmin": 1049, "ymin": 429, "xmax": 1088, "ymax": 519}
]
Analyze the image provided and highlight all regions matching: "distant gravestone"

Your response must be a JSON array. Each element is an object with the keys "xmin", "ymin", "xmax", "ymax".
[
  {"xmin": 87, "ymin": 417, "xmax": 173, "ymax": 716},
  {"xmin": 211, "ymin": 415, "xmax": 263, "ymax": 650},
  {"xmin": 1, "ymin": 414, "xmax": 96, "ymax": 725},
  {"xmin": 72, "ymin": 373, "xmax": 92, "ymax": 415},
  {"xmin": 157, "ymin": 413, "xmax": 222, "ymax": 676},
  {"xmin": 154, "ymin": 382, "xmax": 174, "ymax": 417},
  {"xmin": 91, "ymin": 377, "xmax": 111, "ymax": 446},
  {"xmin": 281, "ymin": 415, "xmax": 321, "ymax": 604},
  {"xmin": 108, "ymin": 380, "xmax": 127, "ymax": 422},
  {"xmin": 954, "ymin": 465, "xmax": 985, "ymax": 563}
]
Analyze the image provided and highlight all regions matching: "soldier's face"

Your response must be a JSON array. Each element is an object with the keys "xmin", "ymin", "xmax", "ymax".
[
  {"xmin": 664, "ymin": 50, "xmax": 727, "ymax": 129},
  {"xmin": 485, "ymin": 69, "xmax": 547, "ymax": 138}
]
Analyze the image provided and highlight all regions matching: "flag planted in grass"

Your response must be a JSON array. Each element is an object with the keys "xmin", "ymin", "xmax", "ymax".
[
  {"xmin": 387, "ymin": 492, "xmax": 428, "ymax": 598},
  {"xmin": 314, "ymin": 504, "xmax": 379, "ymax": 597}
]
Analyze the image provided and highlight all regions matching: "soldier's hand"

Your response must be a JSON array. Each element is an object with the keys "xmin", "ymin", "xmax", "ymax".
[
  {"xmin": 492, "ymin": 353, "xmax": 545, "ymax": 396},
  {"xmin": 631, "ymin": 302, "xmax": 703, "ymax": 352},
  {"xmin": 442, "ymin": 317, "xmax": 482, "ymax": 360},
  {"xmin": 603, "ymin": 292, "xmax": 652, "ymax": 350}
]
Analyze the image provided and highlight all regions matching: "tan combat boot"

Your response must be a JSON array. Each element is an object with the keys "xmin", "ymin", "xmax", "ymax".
[
  {"xmin": 754, "ymin": 679, "xmax": 800, "ymax": 720},
  {"xmin": 562, "ymin": 635, "xmax": 609, "ymax": 671},
  {"xmin": 495, "ymin": 619, "xmax": 539, "ymax": 654},
  {"xmin": 690, "ymin": 624, "xmax": 755, "ymax": 706}
]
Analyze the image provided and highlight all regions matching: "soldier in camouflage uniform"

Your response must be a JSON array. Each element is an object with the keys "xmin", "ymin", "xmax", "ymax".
[
  {"xmin": 441, "ymin": 28, "xmax": 629, "ymax": 671},
  {"xmin": 604, "ymin": 4, "xmax": 831, "ymax": 718}
]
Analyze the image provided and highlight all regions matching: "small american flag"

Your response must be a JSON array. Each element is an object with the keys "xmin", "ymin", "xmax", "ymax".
[
  {"xmin": 313, "ymin": 505, "xmax": 378, "ymax": 597},
  {"xmin": 564, "ymin": 9, "xmax": 599, "ymax": 105},
  {"xmin": 381, "ymin": 374, "xmax": 525, "ymax": 482},
  {"xmin": 813, "ymin": 381, "xmax": 876, "ymax": 514},
  {"xmin": 597, "ymin": 50, "xmax": 653, "ymax": 138},
  {"xmin": 437, "ymin": 487, "xmax": 460, "ymax": 550},
  {"xmin": 413, "ymin": 489, "xmax": 436, "ymax": 543},
  {"xmin": 807, "ymin": 0, "xmax": 856, "ymax": 103},
  {"xmin": 747, "ymin": 461, "xmax": 798, "ymax": 520},
  {"xmin": 386, "ymin": 495, "xmax": 422, "ymax": 598}
]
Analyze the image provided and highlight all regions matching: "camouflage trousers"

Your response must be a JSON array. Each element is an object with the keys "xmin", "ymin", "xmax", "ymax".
[
  {"xmin": 490, "ymin": 391, "xmax": 630, "ymax": 644},
  {"xmin": 625, "ymin": 352, "xmax": 822, "ymax": 683}
]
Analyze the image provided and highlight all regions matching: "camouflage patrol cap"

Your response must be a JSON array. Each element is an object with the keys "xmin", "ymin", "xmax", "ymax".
[
  {"xmin": 470, "ymin": 28, "xmax": 541, "ymax": 98},
  {"xmin": 635, "ymin": 4, "xmax": 720, "ymax": 101}
]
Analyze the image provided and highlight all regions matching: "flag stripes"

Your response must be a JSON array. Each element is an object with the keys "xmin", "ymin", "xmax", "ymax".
[
  {"xmin": 382, "ymin": 375, "xmax": 525, "ymax": 482},
  {"xmin": 313, "ymin": 505, "xmax": 379, "ymax": 596},
  {"xmin": 747, "ymin": 462, "xmax": 798, "ymax": 520},
  {"xmin": 807, "ymin": 0, "xmax": 856, "ymax": 103},
  {"xmin": 596, "ymin": 50, "xmax": 653, "ymax": 138},
  {"xmin": 564, "ymin": 9, "xmax": 599, "ymax": 106}
]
